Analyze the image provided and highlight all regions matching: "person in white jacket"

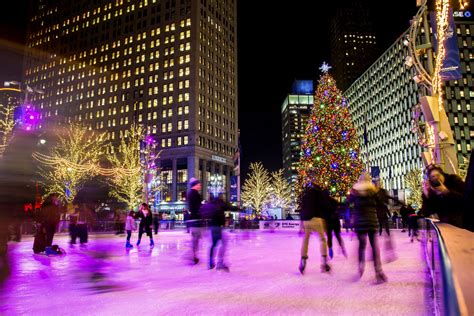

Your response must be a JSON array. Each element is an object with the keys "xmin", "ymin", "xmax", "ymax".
[{"xmin": 125, "ymin": 211, "xmax": 137, "ymax": 248}]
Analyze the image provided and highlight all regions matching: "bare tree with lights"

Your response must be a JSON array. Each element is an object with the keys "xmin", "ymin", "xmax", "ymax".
[
  {"xmin": 35, "ymin": 124, "xmax": 108, "ymax": 205},
  {"xmin": 404, "ymin": 168, "xmax": 423, "ymax": 210},
  {"xmin": 108, "ymin": 124, "xmax": 144, "ymax": 209},
  {"xmin": 0, "ymin": 103, "xmax": 16, "ymax": 157},
  {"xmin": 241, "ymin": 162, "xmax": 271, "ymax": 215},
  {"xmin": 267, "ymin": 169, "xmax": 293, "ymax": 210}
]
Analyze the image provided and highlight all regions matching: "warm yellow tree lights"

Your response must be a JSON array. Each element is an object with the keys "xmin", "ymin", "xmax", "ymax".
[
  {"xmin": 108, "ymin": 124, "xmax": 144, "ymax": 209},
  {"xmin": 35, "ymin": 124, "xmax": 107, "ymax": 204},
  {"xmin": 0, "ymin": 104, "xmax": 16, "ymax": 157}
]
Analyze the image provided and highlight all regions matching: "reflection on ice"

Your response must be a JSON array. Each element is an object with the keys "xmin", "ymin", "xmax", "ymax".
[{"xmin": 1, "ymin": 231, "xmax": 428, "ymax": 315}]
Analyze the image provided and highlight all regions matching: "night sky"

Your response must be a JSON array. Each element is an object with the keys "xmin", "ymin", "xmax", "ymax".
[{"xmin": 0, "ymin": 1, "xmax": 418, "ymax": 179}]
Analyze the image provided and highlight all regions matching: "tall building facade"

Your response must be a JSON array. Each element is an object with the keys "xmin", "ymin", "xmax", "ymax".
[
  {"xmin": 281, "ymin": 80, "xmax": 313, "ymax": 187},
  {"xmin": 344, "ymin": 30, "xmax": 421, "ymax": 196},
  {"xmin": 344, "ymin": 11, "xmax": 474, "ymax": 197},
  {"xmin": 24, "ymin": 0, "xmax": 238, "ymax": 213},
  {"xmin": 330, "ymin": 0, "xmax": 378, "ymax": 92},
  {"xmin": 444, "ymin": 14, "xmax": 474, "ymax": 165}
]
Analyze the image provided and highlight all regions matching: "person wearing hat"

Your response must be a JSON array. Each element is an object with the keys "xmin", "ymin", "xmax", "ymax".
[{"xmin": 187, "ymin": 177, "xmax": 203, "ymax": 264}]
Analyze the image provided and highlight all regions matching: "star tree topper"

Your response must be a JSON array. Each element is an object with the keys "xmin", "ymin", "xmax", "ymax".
[{"xmin": 319, "ymin": 62, "xmax": 332, "ymax": 73}]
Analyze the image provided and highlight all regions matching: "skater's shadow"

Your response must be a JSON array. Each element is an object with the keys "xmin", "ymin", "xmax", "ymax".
[{"xmin": 32, "ymin": 254, "xmax": 51, "ymax": 266}]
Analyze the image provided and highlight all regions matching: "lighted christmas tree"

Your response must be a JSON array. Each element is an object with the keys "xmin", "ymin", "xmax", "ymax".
[{"xmin": 297, "ymin": 63, "xmax": 364, "ymax": 197}]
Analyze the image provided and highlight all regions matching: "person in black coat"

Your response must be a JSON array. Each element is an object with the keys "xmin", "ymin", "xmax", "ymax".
[
  {"xmin": 206, "ymin": 194, "xmax": 236, "ymax": 271},
  {"xmin": 136, "ymin": 203, "xmax": 154, "ymax": 247},
  {"xmin": 298, "ymin": 184, "xmax": 331, "ymax": 274},
  {"xmin": 186, "ymin": 178, "xmax": 202, "ymax": 264},
  {"xmin": 348, "ymin": 173, "xmax": 387, "ymax": 283},
  {"xmin": 374, "ymin": 183, "xmax": 391, "ymax": 236},
  {"xmin": 323, "ymin": 190, "xmax": 347, "ymax": 259},
  {"xmin": 421, "ymin": 165, "xmax": 465, "ymax": 228}
]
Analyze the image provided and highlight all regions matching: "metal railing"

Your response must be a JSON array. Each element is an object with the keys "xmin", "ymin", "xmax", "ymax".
[{"xmin": 422, "ymin": 219, "xmax": 462, "ymax": 316}]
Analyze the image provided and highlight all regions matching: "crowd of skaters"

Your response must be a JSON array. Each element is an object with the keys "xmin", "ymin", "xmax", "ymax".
[
  {"xmin": 297, "ymin": 163, "xmax": 471, "ymax": 283},
  {"xmin": 1, "ymin": 160, "xmax": 472, "ymax": 289}
]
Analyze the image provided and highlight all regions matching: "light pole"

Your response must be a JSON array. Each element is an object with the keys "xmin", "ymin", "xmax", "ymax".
[
  {"xmin": 407, "ymin": 0, "xmax": 459, "ymax": 174},
  {"xmin": 140, "ymin": 133, "xmax": 159, "ymax": 204}
]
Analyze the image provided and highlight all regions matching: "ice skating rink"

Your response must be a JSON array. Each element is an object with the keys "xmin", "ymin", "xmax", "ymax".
[{"xmin": 0, "ymin": 230, "xmax": 430, "ymax": 315}]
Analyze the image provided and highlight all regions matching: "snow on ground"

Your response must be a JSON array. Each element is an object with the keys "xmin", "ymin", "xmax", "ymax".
[{"xmin": 0, "ymin": 230, "xmax": 430, "ymax": 315}]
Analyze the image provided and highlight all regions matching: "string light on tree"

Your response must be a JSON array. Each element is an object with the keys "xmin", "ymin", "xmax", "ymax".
[{"xmin": 297, "ymin": 63, "xmax": 364, "ymax": 197}]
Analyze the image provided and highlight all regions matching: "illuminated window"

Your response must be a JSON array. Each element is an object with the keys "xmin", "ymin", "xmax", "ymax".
[
  {"xmin": 184, "ymin": 106, "xmax": 189, "ymax": 114},
  {"xmin": 177, "ymin": 137, "xmax": 182, "ymax": 146},
  {"xmin": 161, "ymin": 139, "xmax": 166, "ymax": 147},
  {"xmin": 167, "ymin": 122, "xmax": 172, "ymax": 132},
  {"xmin": 183, "ymin": 136, "xmax": 188, "ymax": 145},
  {"xmin": 178, "ymin": 121, "xmax": 182, "ymax": 130},
  {"xmin": 162, "ymin": 123, "xmax": 166, "ymax": 132},
  {"xmin": 168, "ymin": 109, "xmax": 172, "ymax": 116},
  {"xmin": 167, "ymin": 138, "xmax": 171, "ymax": 147},
  {"xmin": 162, "ymin": 110, "xmax": 167, "ymax": 118},
  {"xmin": 184, "ymin": 120, "xmax": 189, "ymax": 129}
]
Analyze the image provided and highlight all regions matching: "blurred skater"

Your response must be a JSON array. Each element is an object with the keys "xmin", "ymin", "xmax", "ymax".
[
  {"xmin": 125, "ymin": 211, "xmax": 137, "ymax": 248},
  {"xmin": 298, "ymin": 184, "xmax": 331, "ymax": 274},
  {"xmin": 187, "ymin": 178, "xmax": 203, "ymax": 264},
  {"xmin": 348, "ymin": 173, "xmax": 387, "ymax": 283},
  {"xmin": 136, "ymin": 203, "xmax": 154, "ymax": 247}
]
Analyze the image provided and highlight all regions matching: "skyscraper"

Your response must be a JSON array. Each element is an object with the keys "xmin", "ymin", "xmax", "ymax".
[
  {"xmin": 281, "ymin": 80, "xmax": 313, "ymax": 188},
  {"xmin": 24, "ymin": 0, "xmax": 238, "ymax": 213},
  {"xmin": 330, "ymin": 0, "xmax": 378, "ymax": 92}
]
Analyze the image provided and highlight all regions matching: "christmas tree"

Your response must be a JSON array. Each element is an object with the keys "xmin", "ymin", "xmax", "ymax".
[{"xmin": 297, "ymin": 63, "xmax": 364, "ymax": 197}]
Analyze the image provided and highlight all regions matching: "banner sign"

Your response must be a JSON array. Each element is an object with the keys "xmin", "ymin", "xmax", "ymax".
[
  {"xmin": 230, "ymin": 176, "xmax": 238, "ymax": 203},
  {"xmin": 259, "ymin": 220, "xmax": 301, "ymax": 231},
  {"xmin": 430, "ymin": 10, "xmax": 462, "ymax": 81}
]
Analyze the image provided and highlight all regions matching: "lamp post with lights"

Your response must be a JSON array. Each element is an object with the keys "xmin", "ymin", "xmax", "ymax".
[{"xmin": 406, "ymin": 0, "xmax": 462, "ymax": 174}]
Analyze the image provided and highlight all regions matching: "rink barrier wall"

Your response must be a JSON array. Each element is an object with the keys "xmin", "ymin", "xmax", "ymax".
[{"xmin": 423, "ymin": 219, "xmax": 469, "ymax": 316}]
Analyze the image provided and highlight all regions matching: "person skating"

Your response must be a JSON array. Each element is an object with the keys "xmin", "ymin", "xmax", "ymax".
[
  {"xmin": 33, "ymin": 193, "xmax": 61, "ymax": 254},
  {"xmin": 374, "ymin": 181, "xmax": 391, "ymax": 237},
  {"xmin": 136, "ymin": 203, "xmax": 154, "ymax": 247},
  {"xmin": 125, "ymin": 211, "xmax": 137, "ymax": 248},
  {"xmin": 399, "ymin": 203, "xmax": 411, "ymax": 233},
  {"xmin": 323, "ymin": 190, "xmax": 347, "ymax": 259},
  {"xmin": 187, "ymin": 178, "xmax": 203, "ymax": 264},
  {"xmin": 348, "ymin": 173, "xmax": 387, "ymax": 283},
  {"xmin": 202, "ymin": 193, "xmax": 231, "ymax": 271},
  {"xmin": 298, "ymin": 183, "xmax": 331, "ymax": 274},
  {"xmin": 153, "ymin": 211, "xmax": 160, "ymax": 235}
]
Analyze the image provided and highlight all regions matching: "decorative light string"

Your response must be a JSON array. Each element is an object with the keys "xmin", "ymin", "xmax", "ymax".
[
  {"xmin": 432, "ymin": 0, "xmax": 450, "ymax": 111},
  {"xmin": 33, "ymin": 152, "xmax": 141, "ymax": 177}
]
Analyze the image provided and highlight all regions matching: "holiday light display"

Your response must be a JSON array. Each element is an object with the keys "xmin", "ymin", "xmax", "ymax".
[
  {"xmin": 241, "ymin": 162, "xmax": 271, "ymax": 215},
  {"xmin": 0, "ymin": 103, "xmax": 16, "ymax": 157},
  {"xmin": 297, "ymin": 66, "xmax": 364, "ymax": 197},
  {"xmin": 35, "ymin": 124, "xmax": 107, "ymax": 204}
]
